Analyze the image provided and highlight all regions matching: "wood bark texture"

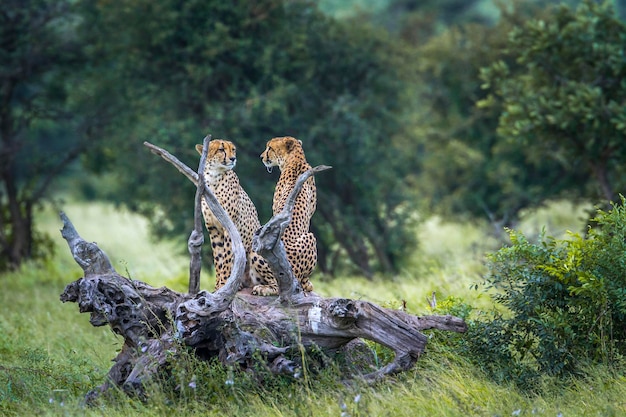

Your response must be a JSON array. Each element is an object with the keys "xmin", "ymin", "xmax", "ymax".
[{"xmin": 59, "ymin": 141, "xmax": 467, "ymax": 403}]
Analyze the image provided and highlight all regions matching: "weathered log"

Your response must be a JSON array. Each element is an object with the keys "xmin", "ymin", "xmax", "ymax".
[
  {"xmin": 59, "ymin": 212, "xmax": 185, "ymax": 401},
  {"xmin": 60, "ymin": 140, "xmax": 467, "ymax": 403}
]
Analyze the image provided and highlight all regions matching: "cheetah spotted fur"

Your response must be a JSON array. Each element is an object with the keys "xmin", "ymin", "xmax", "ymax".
[
  {"xmin": 196, "ymin": 140, "xmax": 274, "ymax": 291},
  {"xmin": 254, "ymin": 136, "xmax": 317, "ymax": 296}
]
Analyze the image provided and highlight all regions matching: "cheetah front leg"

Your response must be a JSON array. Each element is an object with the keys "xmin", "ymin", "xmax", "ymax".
[
  {"xmin": 285, "ymin": 232, "xmax": 317, "ymax": 293},
  {"xmin": 208, "ymin": 227, "xmax": 233, "ymax": 291},
  {"xmin": 250, "ymin": 251, "xmax": 279, "ymax": 296}
]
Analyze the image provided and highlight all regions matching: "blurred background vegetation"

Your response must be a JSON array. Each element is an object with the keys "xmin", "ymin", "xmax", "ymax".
[
  {"xmin": 2, "ymin": 1, "xmax": 626, "ymax": 415},
  {"xmin": 2, "ymin": 0, "xmax": 625, "ymax": 276}
]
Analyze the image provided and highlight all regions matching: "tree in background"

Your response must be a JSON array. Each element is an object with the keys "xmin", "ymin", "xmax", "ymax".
[
  {"xmin": 480, "ymin": 0, "xmax": 626, "ymax": 206},
  {"xmin": 405, "ymin": 3, "xmax": 587, "ymax": 234},
  {"xmin": 0, "ymin": 0, "xmax": 96, "ymax": 270},
  {"xmin": 386, "ymin": 2, "xmax": 624, "ymax": 235},
  {"xmin": 78, "ymin": 0, "xmax": 420, "ymax": 277}
]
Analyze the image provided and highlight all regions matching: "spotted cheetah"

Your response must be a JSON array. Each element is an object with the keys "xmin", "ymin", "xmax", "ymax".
[
  {"xmin": 254, "ymin": 136, "xmax": 317, "ymax": 296},
  {"xmin": 196, "ymin": 139, "xmax": 274, "ymax": 291}
]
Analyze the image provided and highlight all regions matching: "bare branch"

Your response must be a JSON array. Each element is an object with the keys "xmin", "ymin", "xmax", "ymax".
[
  {"xmin": 143, "ymin": 141, "xmax": 199, "ymax": 185},
  {"xmin": 59, "ymin": 211, "xmax": 115, "ymax": 277},
  {"xmin": 188, "ymin": 135, "xmax": 211, "ymax": 294}
]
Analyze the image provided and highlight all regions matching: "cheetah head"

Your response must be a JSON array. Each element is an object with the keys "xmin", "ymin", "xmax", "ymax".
[
  {"xmin": 260, "ymin": 136, "xmax": 303, "ymax": 173},
  {"xmin": 196, "ymin": 139, "xmax": 237, "ymax": 172}
]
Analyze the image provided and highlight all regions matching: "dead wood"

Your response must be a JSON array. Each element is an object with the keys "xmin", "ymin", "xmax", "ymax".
[
  {"xmin": 60, "ymin": 140, "xmax": 467, "ymax": 404},
  {"xmin": 188, "ymin": 134, "xmax": 210, "ymax": 295}
]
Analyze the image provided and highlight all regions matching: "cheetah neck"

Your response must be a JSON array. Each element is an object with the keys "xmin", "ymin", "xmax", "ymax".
[
  {"xmin": 274, "ymin": 151, "xmax": 314, "ymax": 220},
  {"xmin": 279, "ymin": 152, "xmax": 309, "ymax": 177},
  {"xmin": 204, "ymin": 168, "xmax": 231, "ymax": 187}
]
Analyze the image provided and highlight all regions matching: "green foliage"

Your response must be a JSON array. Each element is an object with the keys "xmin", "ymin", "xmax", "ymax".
[
  {"xmin": 76, "ymin": 0, "xmax": 420, "ymax": 276},
  {"xmin": 409, "ymin": 3, "xmax": 584, "ymax": 229},
  {"xmin": 0, "ymin": 0, "xmax": 111, "ymax": 270},
  {"xmin": 469, "ymin": 197, "xmax": 626, "ymax": 384},
  {"xmin": 480, "ymin": 0, "xmax": 626, "ymax": 203}
]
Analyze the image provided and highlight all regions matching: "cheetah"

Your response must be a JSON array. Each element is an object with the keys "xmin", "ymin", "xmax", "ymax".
[
  {"xmin": 253, "ymin": 136, "xmax": 317, "ymax": 296},
  {"xmin": 196, "ymin": 139, "xmax": 274, "ymax": 292}
]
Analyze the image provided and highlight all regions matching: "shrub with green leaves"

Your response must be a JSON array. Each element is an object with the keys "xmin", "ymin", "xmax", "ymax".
[{"xmin": 470, "ymin": 197, "xmax": 626, "ymax": 383}]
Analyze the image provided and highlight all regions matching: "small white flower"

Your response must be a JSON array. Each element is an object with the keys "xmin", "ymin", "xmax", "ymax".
[
  {"xmin": 354, "ymin": 394, "xmax": 361, "ymax": 404},
  {"xmin": 512, "ymin": 409, "xmax": 521, "ymax": 416}
]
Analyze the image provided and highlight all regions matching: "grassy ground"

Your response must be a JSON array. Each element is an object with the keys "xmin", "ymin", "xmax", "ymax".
[{"xmin": 2, "ymin": 200, "xmax": 623, "ymax": 416}]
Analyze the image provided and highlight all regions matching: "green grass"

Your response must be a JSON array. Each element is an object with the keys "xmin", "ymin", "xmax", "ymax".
[{"xmin": 1, "ymin": 200, "xmax": 624, "ymax": 416}]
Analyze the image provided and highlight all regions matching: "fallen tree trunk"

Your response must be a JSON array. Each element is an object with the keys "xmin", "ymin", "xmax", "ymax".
[{"xmin": 60, "ymin": 139, "xmax": 467, "ymax": 404}]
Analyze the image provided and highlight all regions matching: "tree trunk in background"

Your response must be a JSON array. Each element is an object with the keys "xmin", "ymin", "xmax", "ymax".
[
  {"xmin": 0, "ymin": 164, "xmax": 32, "ymax": 270},
  {"xmin": 589, "ymin": 160, "xmax": 615, "ymax": 205},
  {"xmin": 318, "ymin": 203, "xmax": 374, "ymax": 279}
]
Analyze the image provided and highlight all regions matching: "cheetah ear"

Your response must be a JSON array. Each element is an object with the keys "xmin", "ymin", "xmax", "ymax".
[
  {"xmin": 195, "ymin": 144, "xmax": 204, "ymax": 155},
  {"xmin": 285, "ymin": 137, "xmax": 299, "ymax": 152},
  {"xmin": 298, "ymin": 139, "xmax": 303, "ymax": 145}
]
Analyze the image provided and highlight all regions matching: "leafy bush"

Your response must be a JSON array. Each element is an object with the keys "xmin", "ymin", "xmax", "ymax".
[{"xmin": 467, "ymin": 197, "xmax": 626, "ymax": 384}]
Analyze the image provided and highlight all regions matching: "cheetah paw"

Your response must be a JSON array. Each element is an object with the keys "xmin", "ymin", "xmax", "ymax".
[{"xmin": 252, "ymin": 284, "xmax": 279, "ymax": 296}]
